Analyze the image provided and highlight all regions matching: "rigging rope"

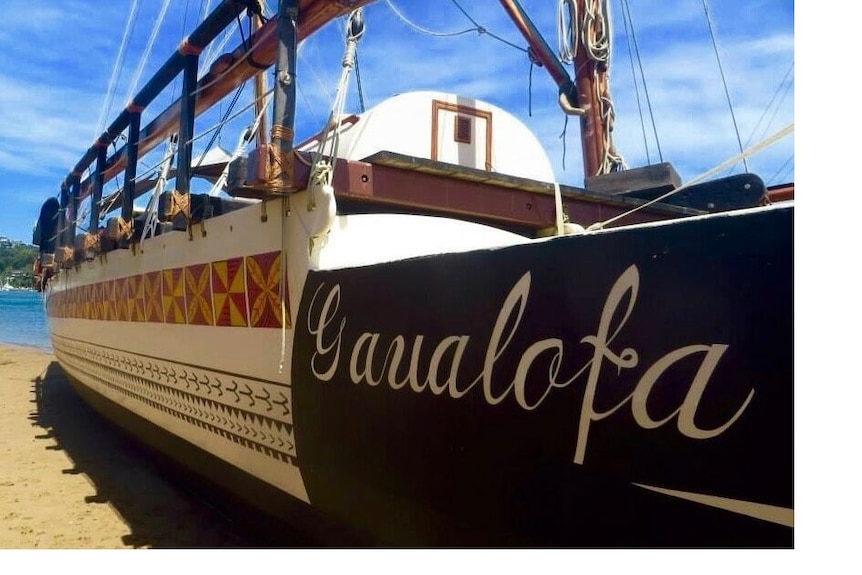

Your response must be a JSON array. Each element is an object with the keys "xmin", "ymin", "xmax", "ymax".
[
  {"xmin": 307, "ymin": 10, "xmax": 364, "ymax": 192},
  {"xmin": 97, "ymin": 86, "xmax": 276, "ymax": 216},
  {"xmin": 354, "ymin": 48, "xmax": 366, "ymax": 113},
  {"xmin": 141, "ymin": 135, "xmax": 177, "ymax": 242},
  {"xmin": 383, "ymin": 0, "xmax": 477, "ymax": 38},
  {"xmin": 194, "ymin": 81, "xmax": 245, "ymax": 171},
  {"xmin": 701, "ymin": 0, "xmax": 748, "ymax": 174},
  {"xmin": 586, "ymin": 123, "xmax": 794, "ymax": 232},
  {"xmin": 94, "ymin": 0, "xmax": 142, "ymax": 140},
  {"xmin": 298, "ymin": 9, "xmax": 365, "ymax": 249},
  {"xmin": 190, "ymin": 29, "xmax": 271, "ymax": 97},
  {"xmin": 745, "ymin": 59, "xmax": 794, "ymax": 149},
  {"xmin": 125, "ymin": 0, "xmax": 175, "ymax": 107},
  {"xmin": 207, "ymin": 93, "xmax": 273, "ymax": 196},
  {"xmin": 383, "ymin": 0, "xmax": 527, "ymax": 52},
  {"xmin": 449, "ymin": 0, "xmax": 528, "ymax": 52},
  {"xmin": 198, "ymin": 0, "xmax": 214, "ymax": 24},
  {"xmin": 556, "ymin": 0, "xmax": 624, "ymax": 174},
  {"xmin": 767, "ymin": 154, "xmax": 794, "ymax": 187},
  {"xmin": 582, "ymin": 0, "xmax": 611, "ymax": 63},
  {"xmin": 557, "ymin": 0, "xmax": 579, "ymax": 64},
  {"xmin": 618, "ymin": 0, "xmax": 650, "ymax": 164},
  {"xmin": 619, "ymin": 0, "xmax": 662, "ymax": 164},
  {"xmin": 201, "ymin": 21, "xmax": 241, "ymax": 72}
]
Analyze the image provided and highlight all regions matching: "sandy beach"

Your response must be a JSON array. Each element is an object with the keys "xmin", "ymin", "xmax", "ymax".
[{"xmin": 0, "ymin": 343, "xmax": 275, "ymax": 549}]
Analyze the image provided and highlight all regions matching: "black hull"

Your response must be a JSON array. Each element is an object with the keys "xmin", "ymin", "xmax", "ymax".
[{"xmin": 290, "ymin": 205, "xmax": 793, "ymax": 547}]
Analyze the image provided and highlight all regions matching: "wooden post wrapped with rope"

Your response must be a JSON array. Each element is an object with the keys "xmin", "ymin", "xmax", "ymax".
[
  {"xmin": 266, "ymin": 0, "xmax": 300, "ymax": 197},
  {"xmin": 109, "ymin": 104, "xmax": 143, "ymax": 245},
  {"xmin": 68, "ymin": 178, "xmax": 80, "ymax": 249},
  {"xmin": 81, "ymin": 142, "xmax": 109, "ymax": 260},
  {"xmin": 164, "ymin": 40, "xmax": 202, "ymax": 233}
]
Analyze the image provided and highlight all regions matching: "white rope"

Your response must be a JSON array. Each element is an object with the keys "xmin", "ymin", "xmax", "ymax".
[
  {"xmin": 384, "ymin": 0, "xmax": 476, "ymax": 37},
  {"xmin": 124, "ymin": 0, "xmax": 174, "ymax": 106},
  {"xmin": 557, "ymin": 0, "xmax": 623, "ymax": 174},
  {"xmin": 208, "ymin": 93, "xmax": 272, "ymax": 196},
  {"xmin": 201, "ymin": 21, "xmax": 240, "ymax": 73},
  {"xmin": 557, "ymin": 0, "xmax": 579, "ymax": 63},
  {"xmin": 597, "ymin": 82, "xmax": 626, "ymax": 173},
  {"xmin": 558, "ymin": 0, "xmax": 611, "ymax": 64},
  {"xmin": 129, "ymin": 85, "xmax": 274, "ymax": 172},
  {"xmin": 278, "ymin": 195, "xmax": 288, "ymax": 375},
  {"xmin": 190, "ymin": 29, "xmax": 272, "ymax": 98},
  {"xmin": 94, "ymin": 0, "xmax": 142, "ymax": 140},
  {"xmin": 76, "ymin": 204, "xmax": 90, "ymax": 233},
  {"xmin": 582, "ymin": 0, "xmax": 611, "ymax": 63},
  {"xmin": 198, "ymin": 0, "xmax": 214, "ymax": 28},
  {"xmin": 307, "ymin": 11, "xmax": 363, "ymax": 193},
  {"xmin": 289, "ymin": 9, "xmax": 364, "ymax": 252},
  {"xmin": 553, "ymin": 181, "xmax": 565, "ymax": 236},
  {"xmin": 586, "ymin": 123, "xmax": 795, "ymax": 231},
  {"xmin": 141, "ymin": 136, "xmax": 177, "ymax": 242},
  {"xmin": 90, "ymin": 84, "xmax": 271, "ymax": 217}
]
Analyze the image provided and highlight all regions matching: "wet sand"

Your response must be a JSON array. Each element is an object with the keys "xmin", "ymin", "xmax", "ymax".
[{"xmin": 0, "ymin": 343, "xmax": 278, "ymax": 549}]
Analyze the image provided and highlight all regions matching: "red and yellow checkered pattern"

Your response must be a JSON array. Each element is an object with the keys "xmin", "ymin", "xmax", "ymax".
[{"xmin": 46, "ymin": 251, "xmax": 290, "ymax": 330}]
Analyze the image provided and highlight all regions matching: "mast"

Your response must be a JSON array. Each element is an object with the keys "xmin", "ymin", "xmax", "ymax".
[
  {"xmin": 249, "ymin": 2, "xmax": 270, "ymax": 150},
  {"xmin": 268, "ymin": 0, "xmax": 300, "ymax": 194},
  {"xmin": 498, "ymin": 0, "xmax": 614, "ymax": 179}
]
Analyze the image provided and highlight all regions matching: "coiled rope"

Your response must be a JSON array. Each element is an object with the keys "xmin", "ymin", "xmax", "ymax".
[{"xmin": 556, "ymin": 0, "xmax": 624, "ymax": 174}]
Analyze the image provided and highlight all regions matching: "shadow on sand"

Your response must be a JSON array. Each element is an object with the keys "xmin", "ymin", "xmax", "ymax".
[{"xmin": 30, "ymin": 360, "xmax": 308, "ymax": 548}]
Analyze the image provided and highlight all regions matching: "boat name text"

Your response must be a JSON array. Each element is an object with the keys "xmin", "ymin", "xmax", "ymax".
[{"xmin": 305, "ymin": 265, "xmax": 754, "ymax": 464}]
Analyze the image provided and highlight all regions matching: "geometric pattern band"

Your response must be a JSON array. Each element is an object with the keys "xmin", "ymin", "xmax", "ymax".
[
  {"xmin": 51, "ymin": 335, "xmax": 297, "ymax": 464},
  {"xmin": 46, "ymin": 251, "xmax": 291, "ymax": 329}
]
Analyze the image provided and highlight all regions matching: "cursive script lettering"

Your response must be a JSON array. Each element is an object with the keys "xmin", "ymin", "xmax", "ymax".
[
  {"xmin": 305, "ymin": 265, "xmax": 754, "ymax": 464},
  {"xmin": 307, "ymin": 283, "xmax": 345, "ymax": 381}
]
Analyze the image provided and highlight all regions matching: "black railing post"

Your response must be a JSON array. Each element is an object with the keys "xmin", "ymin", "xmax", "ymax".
[
  {"xmin": 169, "ymin": 47, "xmax": 201, "ymax": 232},
  {"xmin": 69, "ymin": 178, "xmax": 80, "ymax": 248},
  {"xmin": 119, "ymin": 106, "xmax": 143, "ymax": 244},
  {"xmin": 90, "ymin": 143, "xmax": 108, "ymax": 235}
]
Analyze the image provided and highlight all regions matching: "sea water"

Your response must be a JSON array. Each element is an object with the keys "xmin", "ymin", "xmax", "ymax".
[{"xmin": 0, "ymin": 290, "xmax": 51, "ymax": 351}]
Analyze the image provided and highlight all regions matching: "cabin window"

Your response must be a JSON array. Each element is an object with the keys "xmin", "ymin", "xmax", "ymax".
[{"xmin": 454, "ymin": 115, "xmax": 472, "ymax": 144}]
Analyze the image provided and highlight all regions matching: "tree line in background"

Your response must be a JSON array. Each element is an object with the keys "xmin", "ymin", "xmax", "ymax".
[{"xmin": 0, "ymin": 243, "xmax": 38, "ymax": 288}]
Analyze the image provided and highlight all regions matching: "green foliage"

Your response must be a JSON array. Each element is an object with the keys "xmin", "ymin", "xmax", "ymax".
[{"xmin": 0, "ymin": 243, "xmax": 38, "ymax": 288}]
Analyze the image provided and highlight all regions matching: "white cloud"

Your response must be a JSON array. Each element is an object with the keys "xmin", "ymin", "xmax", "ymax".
[{"xmin": 0, "ymin": 0, "xmax": 793, "ymax": 242}]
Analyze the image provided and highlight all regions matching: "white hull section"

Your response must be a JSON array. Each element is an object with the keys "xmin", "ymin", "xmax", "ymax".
[
  {"xmin": 47, "ymin": 195, "xmax": 313, "ymax": 502},
  {"xmin": 45, "ymin": 189, "xmax": 530, "ymax": 506}
]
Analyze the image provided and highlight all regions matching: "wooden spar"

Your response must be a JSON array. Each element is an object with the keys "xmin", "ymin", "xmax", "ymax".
[
  {"xmin": 496, "ymin": 0, "xmax": 577, "ymax": 103},
  {"xmin": 71, "ymin": 0, "xmax": 374, "ymax": 205},
  {"xmin": 498, "ymin": 0, "xmax": 607, "ymax": 178}
]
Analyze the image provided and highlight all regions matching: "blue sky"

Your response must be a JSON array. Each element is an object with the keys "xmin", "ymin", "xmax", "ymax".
[{"xmin": 0, "ymin": 0, "xmax": 794, "ymax": 243}]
